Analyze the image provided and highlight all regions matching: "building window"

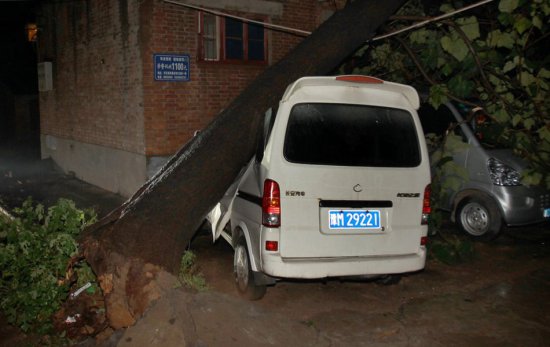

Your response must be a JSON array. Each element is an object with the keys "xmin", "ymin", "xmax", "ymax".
[
  {"xmin": 199, "ymin": 13, "xmax": 267, "ymax": 63},
  {"xmin": 202, "ymin": 13, "xmax": 219, "ymax": 61}
]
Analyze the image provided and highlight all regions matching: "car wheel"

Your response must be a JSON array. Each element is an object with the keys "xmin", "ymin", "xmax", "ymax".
[
  {"xmin": 456, "ymin": 195, "xmax": 502, "ymax": 241},
  {"xmin": 234, "ymin": 238, "xmax": 266, "ymax": 300}
]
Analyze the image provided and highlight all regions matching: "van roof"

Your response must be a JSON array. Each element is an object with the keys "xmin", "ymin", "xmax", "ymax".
[{"xmin": 281, "ymin": 75, "xmax": 420, "ymax": 109}]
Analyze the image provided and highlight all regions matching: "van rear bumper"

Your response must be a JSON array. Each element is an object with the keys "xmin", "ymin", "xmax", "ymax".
[{"xmin": 260, "ymin": 248, "xmax": 426, "ymax": 279}]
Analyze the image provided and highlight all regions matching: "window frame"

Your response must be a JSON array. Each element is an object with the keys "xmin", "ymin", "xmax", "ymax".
[
  {"xmin": 198, "ymin": 12, "xmax": 268, "ymax": 64},
  {"xmin": 200, "ymin": 12, "xmax": 220, "ymax": 61}
]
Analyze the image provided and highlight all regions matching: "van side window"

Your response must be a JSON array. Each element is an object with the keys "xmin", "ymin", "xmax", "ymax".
[
  {"xmin": 255, "ymin": 107, "xmax": 277, "ymax": 162},
  {"xmin": 283, "ymin": 103, "xmax": 421, "ymax": 167}
]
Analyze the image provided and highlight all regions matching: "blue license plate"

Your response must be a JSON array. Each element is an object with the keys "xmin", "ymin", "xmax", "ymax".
[
  {"xmin": 544, "ymin": 208, "xmax": 550, "ymax": 218},
  {"xmin": 329, "ymin": 210, "xmax": 381, "ymax": 229}
]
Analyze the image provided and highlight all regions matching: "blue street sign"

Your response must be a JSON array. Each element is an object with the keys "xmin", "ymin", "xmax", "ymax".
[{"xmin": 154, "ymin": 54, "xmax": 190, "ymax": 82}]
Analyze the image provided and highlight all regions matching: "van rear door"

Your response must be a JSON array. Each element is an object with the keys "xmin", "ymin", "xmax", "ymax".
[{"xmin": 273, "ymin": 103, "xmax": 429, "ymax": 258}]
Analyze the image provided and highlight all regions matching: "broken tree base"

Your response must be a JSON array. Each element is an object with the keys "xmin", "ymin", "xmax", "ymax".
[{"xmin": 82, "ymin": 239, "xmax": 179, "ymax": 329}]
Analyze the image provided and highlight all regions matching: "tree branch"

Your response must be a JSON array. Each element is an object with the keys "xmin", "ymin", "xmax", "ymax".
[
  {"xmin": 389, "ymin": 15, "xmax": 431, "ymax": 21},
  {"xmin": 443, "ymin": 20, "xmax": 496, "ymax": 100},
  {"xmin": 394, "ymin": 36, "xmax": 479, "ymax": 107}
]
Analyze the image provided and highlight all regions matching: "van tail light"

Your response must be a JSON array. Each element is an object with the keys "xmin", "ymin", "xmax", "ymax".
[
  {"xmin": 265, "ymin": 241, "xmax": 278, "ymax": 252},
  {"xmin": 421, "ymin": 184, "xmax": 431, "ymax": 225},
  {"xmin": 262, "ymin": 179, "xmax": 281, "ymax": 227}
]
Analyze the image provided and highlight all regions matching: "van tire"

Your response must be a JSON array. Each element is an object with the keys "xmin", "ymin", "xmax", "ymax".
[
  {"xmin": 234, "ymin": 238, "xmax": 266, "ymax": 300},
  {"xmin": 456, "ymin": 195, "xmax": 502, "ymax": 241},
  {"xmin": 375, "ymin": 274, "xmax": 401, "ymax": 285}
]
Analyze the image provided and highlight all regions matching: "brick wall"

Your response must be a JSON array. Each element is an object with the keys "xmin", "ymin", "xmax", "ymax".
[
  {"xmin": 142, "ymin": 0, "xmax": 328, "ymax": 156},
  {"xmin": 39, "ymin": 0, "xmax": 145, "ymax": 155},
  {"xmin": 38, "ymin": 0, "xmax": 333, "ymax": 193}
]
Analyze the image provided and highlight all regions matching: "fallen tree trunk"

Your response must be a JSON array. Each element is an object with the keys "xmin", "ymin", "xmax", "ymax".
[{"xmin": 81, "ymin": 0, "xmax": 407, "ymax": 328}]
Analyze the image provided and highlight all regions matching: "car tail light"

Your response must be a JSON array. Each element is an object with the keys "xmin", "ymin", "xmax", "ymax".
[
  {"xmin": 335, "ymin": 75, "xmax": 384, "ymax": 84},
  {"xmin": 420, "ymin": 236, "xmax": 428, "ymax": 246},
  {"xmin": 421, "ymin": 184, "xmax": 431, "ymax": 225},
  {"xmin": 262, "ymin": 179, "xmax": 281, "ymax": 227}
]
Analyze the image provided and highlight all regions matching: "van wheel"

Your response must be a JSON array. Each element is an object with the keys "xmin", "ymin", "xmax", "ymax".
[
  {"xmin": 456, "ymin": 195, "xmax": 502, "ymax": 241},
  {"xmin": 234, "ymin": 238, "xmax": 266, "ymax": 300},
  {"xmin": 375, "ymin": 275, "xmax": 401, "ymax": 285}
]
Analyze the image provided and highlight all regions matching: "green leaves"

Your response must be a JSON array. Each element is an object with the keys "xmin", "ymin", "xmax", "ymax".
[
  {"xmin": 539, "ymin": 126, "xmax": 550, "ymax": 142},
  {"xmin": 410, "ymin": 28, "xmax": 431, "ymax": 44},
  {"xmin": 520, "ymin": 71, "xmax": 536, "ymax": 87},
  {"xmin": 445, "ymin": 133, "xmax": 471, "ymax": 155},
  {"xmin": 0, "ymin": 198, "xmax": 97, "ymax": 333},
  {"xmin": 457, "ymin": 16, "xmax": 480, "ymax": 40},
  {"xmin": 429, "ymin": 85, "xmax": 449, "ymax": 109},
  {"xmin": 441, "ymin": 33, "xmax": 469, "ymax": 61},
  {"xmin": 487, "ymin": 29, "xmax": 515, "ymax": 48},
  {"xmin": 499, "ymin": 0, "xmax": 519, "ymax": 13},
  {"xmin": 448, "ymin": 75, "xmax": 475, "ymax": 98},
  {"xmin": 357, "ymin": 0, "xmax": 550, "ymax": 190},
  {"xmin": 178, "ymin": 251, "xmax": 207, "ymax": 291},
  {"xmin": 521, "ymin": 168, "xmax": 543, "ymax": 187},
  {"xmin": 514, "ymin": 16, "xmax": 532, "ymax": 34},
  {"xmin": 441, "ymin": 17, "xmax": 478, "ymax": 62}
]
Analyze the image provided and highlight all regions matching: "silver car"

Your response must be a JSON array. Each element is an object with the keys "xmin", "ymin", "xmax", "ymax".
[{"xmin": 419, "ymin": 102, "xmax": 550, "ymax": 240}]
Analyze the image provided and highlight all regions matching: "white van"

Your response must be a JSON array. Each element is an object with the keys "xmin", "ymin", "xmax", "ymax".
[{"xmin": 209, "ymin": 75, "xmax": 431, "ymax": 299}]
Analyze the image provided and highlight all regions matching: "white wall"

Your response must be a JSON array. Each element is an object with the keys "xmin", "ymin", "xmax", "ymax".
[{"xmin": 41, "ymin": 134, "xmax": 148, "ymax": 197}]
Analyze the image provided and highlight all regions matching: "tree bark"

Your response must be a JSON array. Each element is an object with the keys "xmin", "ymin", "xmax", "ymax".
[{"xmin": 81, "ymin": 0, "xmax": 407, "ymax": 328}]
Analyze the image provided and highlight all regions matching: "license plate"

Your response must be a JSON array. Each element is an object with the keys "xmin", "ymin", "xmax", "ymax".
[
  {"xmin": 329, "ymin": 210, "xmax": 381, "ymax": 229},
  {"xmin": 544, "ymin": 208, "xmax": 550, "ymax": 218}
]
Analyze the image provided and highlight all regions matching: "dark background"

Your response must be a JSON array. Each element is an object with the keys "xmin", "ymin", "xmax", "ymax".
[{"xmin": 0, "ymin": 0, "xmax": 39, "ymax": 151}]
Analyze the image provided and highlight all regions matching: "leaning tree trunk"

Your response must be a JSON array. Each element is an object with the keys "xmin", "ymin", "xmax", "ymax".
[{"xmin": 81, "ymin": 0, "xmax": 407, "ymax": 328}]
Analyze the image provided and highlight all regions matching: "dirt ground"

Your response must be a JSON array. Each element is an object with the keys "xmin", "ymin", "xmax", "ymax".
[
  {"xmin": 1, "ymin": 143, "xmax": 550, "ymax": 346},
  {"xmin": 191, "ymin": 231, "xmax": 550, "ymax": 346}
]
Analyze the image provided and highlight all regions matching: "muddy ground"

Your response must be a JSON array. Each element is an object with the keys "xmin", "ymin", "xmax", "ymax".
[{"xmin": 1, "ymin": 144, "xmax": 549, "ymax": 346}]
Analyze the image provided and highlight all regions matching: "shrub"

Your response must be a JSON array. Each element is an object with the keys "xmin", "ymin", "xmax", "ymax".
[
  {"xmin": 0, "ymin": 198, "xmax": 97, "ymax": 333},
  {"xmin": 178, "ymin": 251, "xmax": 207, "ymax": 291}
]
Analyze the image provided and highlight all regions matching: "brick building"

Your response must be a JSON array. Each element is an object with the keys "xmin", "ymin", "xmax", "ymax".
[{"xmin": 36, "ymin": 0, "xmax": 341, "ymax": 196}]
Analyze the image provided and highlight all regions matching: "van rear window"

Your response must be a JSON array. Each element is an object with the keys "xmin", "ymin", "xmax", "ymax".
[{"xmin": 283, "ymin": 103, "xmax": 421, "ymax": 167}]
